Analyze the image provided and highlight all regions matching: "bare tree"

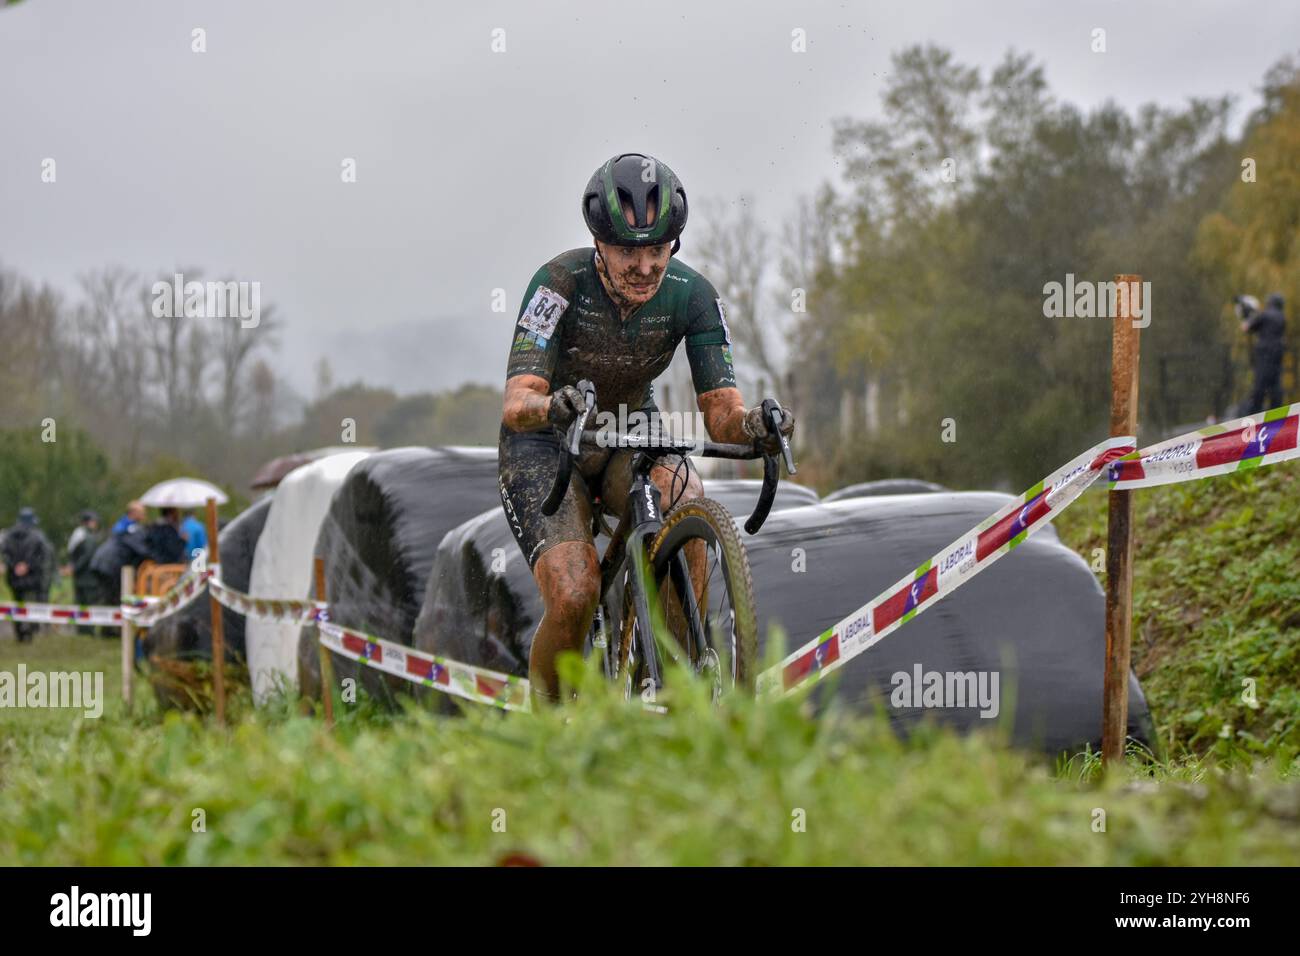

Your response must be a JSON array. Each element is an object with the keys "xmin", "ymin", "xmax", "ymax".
[
  {"xmin": 142, "ymin": 267, "xmax": 206, "ymax": 435},
  {"xmin": 69, "ymin": 268, "xmax": 153, "ymax": 462},
  {"xmin": 214, "ymin": 299, "xmax": 280, "ymax": 434},
  {"xmin": 692, "ymin": 196, "xmax": 783, "ymax": 388},
  {"xmin": 248, "ymin": 359, "xmax": 277, "ymax": 440},
  {"xmin": 0, "ymin": 268, "xmax": 63, "ymax": 428}
]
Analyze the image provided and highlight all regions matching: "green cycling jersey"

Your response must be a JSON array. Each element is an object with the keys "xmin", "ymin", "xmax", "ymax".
[{"xmin": 504, "ymin": 247, "xmax": 737, "ymax": 422}]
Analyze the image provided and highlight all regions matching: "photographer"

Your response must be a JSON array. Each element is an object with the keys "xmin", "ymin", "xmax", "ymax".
[{"xmin": 1236, "ymin": 293, "xmax": 1287, "ymax": 414}]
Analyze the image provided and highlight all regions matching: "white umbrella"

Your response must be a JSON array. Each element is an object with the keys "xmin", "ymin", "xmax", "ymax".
[{"xmin": 139, "ymin": 477, "xmax": 229, "ymax": 508}]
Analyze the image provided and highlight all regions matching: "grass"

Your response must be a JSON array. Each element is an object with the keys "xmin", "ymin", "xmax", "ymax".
[
  {"xmin": 1055, "ymin": 465, "xmax": 1300, "ymax": 764},
  {"xmin": 1, "ymin": 629, "xmax": 1298, "ymax": 865},
  {"xmin": 1, "ymin": 463, "xmax": 1297, "ymax": 865}
]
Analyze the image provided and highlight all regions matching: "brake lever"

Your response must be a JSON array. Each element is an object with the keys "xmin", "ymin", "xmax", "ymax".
[
  {"xmin": 760, "ymin": 398, "xmax": 797, "ymax": 475},
  {"xmin": 570, "ymin": 378, "xmax": 596, "ymax": 456},
  {"xmin": 544, "ymin": 380, "xmax": 597, "ymax": 517}
]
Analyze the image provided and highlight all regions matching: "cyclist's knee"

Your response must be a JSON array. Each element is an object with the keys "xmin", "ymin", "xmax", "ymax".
[{"xmin": 535, "ymin": 542, "xmax": 600, "ymax": 622}]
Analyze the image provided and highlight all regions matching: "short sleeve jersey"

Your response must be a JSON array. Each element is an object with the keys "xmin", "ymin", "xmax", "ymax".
[{"xmin": 504, "ymin": 248, "xmax": 736, "ymax": 416}]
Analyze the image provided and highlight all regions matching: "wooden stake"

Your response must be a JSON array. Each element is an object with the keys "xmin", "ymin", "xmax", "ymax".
[
  {"xmin": 1102, "ymin": 275, "xmax": 1142, "ymax": 765},
  {"xmin": 314, "ymin": 556, "xmax": 335, "ymax": 727},
  {"xmin": 121, "ymin": 564, "xmax": 135, "ymax": 714},
  {"xmin": 206, "ymin": 497, "xmax": 226, "ymax": 725}
]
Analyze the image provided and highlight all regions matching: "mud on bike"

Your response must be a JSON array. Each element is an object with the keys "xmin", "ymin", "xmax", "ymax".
[{"xmin": 541, "ymin": 380, "xmax": 796, "ymax": 704}]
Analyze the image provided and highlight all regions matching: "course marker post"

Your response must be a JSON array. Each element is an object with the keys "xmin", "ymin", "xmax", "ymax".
[
  {"xmin": 1103, "ymin": 274, "xmax": 1141, "ymax": 765},
  {"xmin": 206, "ymin": 497, "xmax": 226, "ymax": 725},
  {"xmin": 121, "ymin": 565, "xmax": 135, "ymax": 714},
  {"xmin": 314, "ymin": 556, "xmax": 334, "ymax": 728}
]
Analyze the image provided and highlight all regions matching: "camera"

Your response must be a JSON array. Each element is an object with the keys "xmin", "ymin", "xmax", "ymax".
[{"xmin": 1233, "ymin": 294, "xmax": 1260, "ymax": 320}]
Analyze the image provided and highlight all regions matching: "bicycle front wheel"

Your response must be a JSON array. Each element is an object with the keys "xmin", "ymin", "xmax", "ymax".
[{"xmin": 618, "ymin": 496, "xmax": 759, "ymax": 698}]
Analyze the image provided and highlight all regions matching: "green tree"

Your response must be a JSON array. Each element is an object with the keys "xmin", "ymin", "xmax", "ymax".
[{"xmin": 0, "ymin": 427, "xmax": 123, "ymax": 553}]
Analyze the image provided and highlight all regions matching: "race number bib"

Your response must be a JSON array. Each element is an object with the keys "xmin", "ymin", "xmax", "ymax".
[{"xmin": 520, "ymin": 286, "xmax": 569, "ymax": 339}]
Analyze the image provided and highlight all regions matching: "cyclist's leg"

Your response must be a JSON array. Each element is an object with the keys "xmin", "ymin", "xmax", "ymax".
[{"xmin": 498, "ymin": 425, "xmax": 601, "ymax": 703}]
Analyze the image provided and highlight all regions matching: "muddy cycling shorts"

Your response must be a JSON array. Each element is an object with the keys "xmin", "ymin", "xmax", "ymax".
[{"xmin": 497, "ymin": 422, "xmax": 689, "ymax": 571}]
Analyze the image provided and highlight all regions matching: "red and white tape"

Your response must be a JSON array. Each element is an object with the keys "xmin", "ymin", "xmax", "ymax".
[
  {"xmin": 208, "ymin": 574, "xmax": 326, "ymax": 625},
  {"xmin": 0, "ymin": 602, "xmax": 124, "ymax": 626},
  {"xmin": 757, "ymin": 435, "xmax": 1135, "ymax": 696},
  {"xmin": 121, "ymin": 567, "xmax": 215, "ymax": 626},
  {"xmin": 760, "ymin": 401, "xmax": 1300, "ymax": 697},
  {"xmin": 1108, "ymin": 403, "xmax": 1299, "ymax": 490},
  {"xmin": 315, "ymin": 618, "xmax": 530, "ymax": 712}
]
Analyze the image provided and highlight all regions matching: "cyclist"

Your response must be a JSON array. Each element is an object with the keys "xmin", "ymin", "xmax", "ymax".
[{"xmin": 499, "ymin": 152, "xmax": 795, "ymax": 704}]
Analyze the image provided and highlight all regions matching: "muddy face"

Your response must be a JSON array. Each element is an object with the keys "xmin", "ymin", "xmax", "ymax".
[{"xmin": 594, "ymin": 240, "xmax": 671, "ymax": 313}]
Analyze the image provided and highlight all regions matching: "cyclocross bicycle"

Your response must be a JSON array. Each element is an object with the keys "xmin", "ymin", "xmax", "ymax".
[{"xmin": 541, "ymin": 380, "xmax": 796, "ymax": 703}]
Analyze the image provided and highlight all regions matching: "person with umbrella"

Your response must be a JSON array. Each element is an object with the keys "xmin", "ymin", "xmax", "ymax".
[
  {"xmin": 139, "ymin": 477, "xmax": 227, "ymax": 565},
  {"xmin": 147, "ymin": 507, "xmax": 188, "ymax": 564}
]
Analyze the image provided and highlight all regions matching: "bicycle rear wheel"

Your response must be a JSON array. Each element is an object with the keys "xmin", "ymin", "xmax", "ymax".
[{"xmin": 618, "ymin": 496, "xmax": 758, "ymax": 698}]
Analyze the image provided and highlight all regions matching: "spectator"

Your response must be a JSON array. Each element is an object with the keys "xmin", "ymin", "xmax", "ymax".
[
  {"xmin": 65, "ymin": 509, "xmax": 104, "ymax": 635},
  {"xmin": 90, "ymin": 508, "xmax": 152, "ymax": 613},
  {"xmin": 111, "ymin": 500, "xmax": 147, "ymax": 536},
  {"xmin": 1, "ymin": 507, "xmax": 55, "ymax": 643},
  {"xmin": 180, "ymin": 510, "xmax": 208, "ymax": 562},
  {"xmin": 147, "ymin": 507, "xmax": 188, "ymax": 565},
  {"xmin": 1241, "ymin": 292, "xmax": 1287, "ymax": 414}
]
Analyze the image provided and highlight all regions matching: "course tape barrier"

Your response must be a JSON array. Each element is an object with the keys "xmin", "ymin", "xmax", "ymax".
[
  {"xmin": 760, "ymin": 401, "xmax": 1300, "ymax": 697},
  {"xmin": 1108, "ymin": 403, "xmax": 1300, "ymax": 490},
  {"xmin": 121, "ymin": 566, "xmax": 216, "ymax": 626},
  {"xmin": 756, "ymin": 435, "xmax": 1136, "ymax": 696},
  {"xmin": 0, "ymin": 602, "xmax": 124, "ymax": 626},
  {"xmin": 0, "ymin": 567, "xmax": 202, "ymax": 628},
  {"xmin": 208, "ymin": 574, "xmax": 326, "ymax": 625},
  {"xmin": 316, "ymin": 617, "xmax": 531, "ymax": 712}
]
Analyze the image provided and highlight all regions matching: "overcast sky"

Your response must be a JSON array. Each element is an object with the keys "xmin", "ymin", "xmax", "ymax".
[{"xmin": 3, "ymin": 0, "xmax": 1297, "ymax": 400}]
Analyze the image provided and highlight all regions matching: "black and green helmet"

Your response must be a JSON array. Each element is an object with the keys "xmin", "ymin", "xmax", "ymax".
[{"xmin": 582, "ymin": 153, "xmax": 688, "ymax": 252}]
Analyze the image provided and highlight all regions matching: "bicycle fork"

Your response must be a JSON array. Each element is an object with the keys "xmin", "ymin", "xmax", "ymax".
[{"xmin": 624, "ymin": 462, "xmax": 671, "ymax": 700}]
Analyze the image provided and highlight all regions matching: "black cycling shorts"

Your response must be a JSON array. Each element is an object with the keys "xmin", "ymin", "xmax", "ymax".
[{"xmin": 497, "ymin": 423, "xmax": 688, "ymax": 570}]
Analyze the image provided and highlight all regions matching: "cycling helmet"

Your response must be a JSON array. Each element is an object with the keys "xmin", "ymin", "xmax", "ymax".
[{"xmin": 582, "ymin": 153, "xmax": 688, "ymax": 253}]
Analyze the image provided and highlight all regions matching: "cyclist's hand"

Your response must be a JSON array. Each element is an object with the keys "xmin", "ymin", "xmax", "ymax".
[
  {"xmin": 547, "ymin": 385, "xmax": 587, "ymax": 430},
  {"xmin": 742, "ymin": 402, "xmax": 795, "ymax": 454}
]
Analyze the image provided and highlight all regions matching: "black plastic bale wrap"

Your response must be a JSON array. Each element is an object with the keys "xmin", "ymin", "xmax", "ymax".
[
  {"xmin": 298, "ymin": 446, "xmax": 501, "ymax": 702},
  {"xmin": 143, "ymin": 496, "xmax": 272, "ymax": 704},
  {"xmin": 414, "ymin": 486, "xmax": 1155, "ymax": 755},
  {"xmin": 823, "ymin": 478, "xmax": 947, "ymax": 500},
  {"xmin": 744, "ymin": 494, "xmax": 1156, "ymax": 755}
]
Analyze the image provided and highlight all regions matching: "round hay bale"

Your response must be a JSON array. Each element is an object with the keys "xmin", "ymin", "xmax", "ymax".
[{"xmin": 299, "ymin": 446, "xmax": 501, "ymax": 704}]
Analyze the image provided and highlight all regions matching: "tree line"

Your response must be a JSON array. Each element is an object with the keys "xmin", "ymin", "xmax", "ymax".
[{"xmin": 710, "ymin": 46, "xmax": 1300, "ymax": 491}]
